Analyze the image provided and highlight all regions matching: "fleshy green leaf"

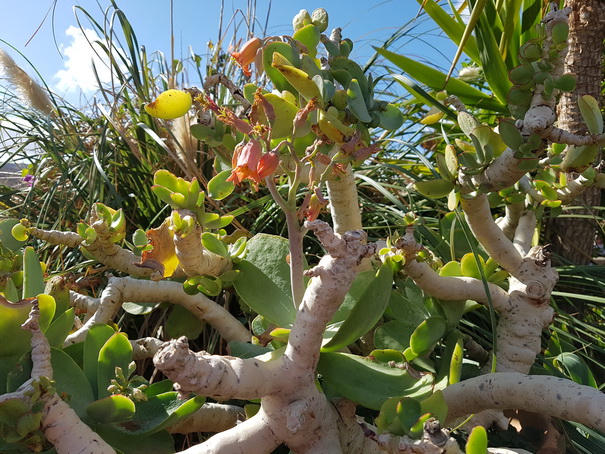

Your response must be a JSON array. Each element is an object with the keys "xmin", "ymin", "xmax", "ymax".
[
  {"xmin": 396, "ymin": 398, "xmax": 422, "ymax": 435},
  {"xmin": 207, "ymin": 170, "xmax": 235, "ymax": 201},
  {"xmin": 374, "ymin": 320, "xmax": 416, "ymax": 352},
  {"xmin": 93, "ymin": 424, "xmax": 176, "ymax": 454},
  {"xmin": 111, "ymin": 392, "xmax": 206, "ymax": 436},
  {"xmin": 233, "ymin": 234, "xmax": 300, "ymax": 327},
  {"xmin": 322, "ymin": 263, "xmax": 393, "ymax": 352},
  {"xmin": 498, "ymin": 118, "xmax": 524, "ymax": 151},
  {"xmin": 414, "ymin": 179, "xmax": 455, "ymax": 199},
  {"xmin": 409, "ymin": 317, "xmax": 446, "ymax": 357},
  {"xmin": 553, "ymin": 352, "xmax": 598, "ymax": 388},
  {"xmin": 263, "ymin": 42, "xmax": 300, "ymax": 93},
  {"xmin": 45, "ymin": 308, "xmax": 75, "ymax": 348},
  {"xmin": 578, "ymin": 95, "xmax": 603, "ymax": 135},
  {"xmin": 97, "ymin": 332, "xmax": 133, "ymax": 399},
  {"xmin": 22, "ymin": 247, "xmax": 45, "ymax": 299},
  {"xmin": 166, "ymin": 305, "xmax": 205, "ymax": 340},
  {"xmin": 86, "ymin": 394, "xmax": 136, "ymax": 423},
  {"xmin": 1, "ymin": 219, "xmax": 28, "ymax": 252},
  {"xmin": 466, "ymin": 425, "xmax": 489, "ymax": 454},
  {"xmin": 318, "ymin": 352, "xmax": 434, "ymax": 410},
  {"xmin": 234, "ymin": 260, "xmax": 296, "ymax": 327},
  {"xmin": 84, "ymin": 324, "xmax": 116, "ymax": 399},
  {"xmin": 201, "ymin": 232, "xmax": 228, "ymax": 257}
]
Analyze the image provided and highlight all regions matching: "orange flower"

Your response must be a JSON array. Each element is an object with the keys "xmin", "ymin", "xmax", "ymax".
[
  {"xmin": 257, "ymin": 151, "xmax": 280, "ymax": 180},
  {"xmin": 303, "ymin": 194, "xmax": 323, "ymax": 222},
  {"xmin": 227, "ymin": 140, "xmax": 279, "ymax": 187},
  {"xmin": 302, "ymin": 189, "xmax": 327, "ymax": 222},
  {"xmin": 230, "ymin": 37, "xmax": 262, "ymax": 77}
]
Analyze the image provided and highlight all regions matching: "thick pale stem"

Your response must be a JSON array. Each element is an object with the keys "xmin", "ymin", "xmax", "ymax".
[
  {"xmin": 131, "ymin": 337, "xmax": 164, "ymax": 360},
  {"xmin": 443, "ymin": 372, "xmax": 605, "ymax": 431},
  {"xmin": 495, "ymin": 202, "xmax": 524, "ymax": 240},
  {"xmin": 466, "ymin": 9, "xmax": 570, "ymax": 194},
  {"xmin": 173, "ymin": 215, "xmax": 232, "ymax": 277},
  {"xmin": 461, "ymin": 195, "xmax": 524, "ymax": 275},
  {"xmin": 156, "ymin": 222, "xmax": 377, "ymax": 453},
  {"xmin": 469, "ymin": 148, "xmax": 528, "ymax": 192},
  {"xmin": 16, "ymin": 302, "xmax": 116, "ymax": 454},
  {"xmin": 326, "ymin": 165, "xmax": 363, "ymax": 235},
  {"xmin": 42, "ymin": 394, "xmax": 116, "ymax": 454},
  {"xmin": 512, "ymin": 211, "xmax": 536, "ymax": 256},
  {"xmin": 154, "ymin": 337, "xmax": 283, "ymax": 399},
  {"xmin": 65, "ymin": 277, "xmax": 249, "ymax": 345},
  {"xmin": 400, "ymin": 224, "xmax": 556, "ymax": 376},
  {"xmin": 404, "ymin": 261, "xmax": 510, "ymax": 310},
  {"xmin": 326, "ymin": 165, "xmax": 372, "ymax": 272},
  {"xmin": 285, "ymin": 222, "xmax": 374, "ymax": 370},
  {"xmin": 87, "ymin": 219, "xmax": 157, "ymax": 279},
  {"xmin": 519, "ymin": 173, "xmax": 589, "ymax": 204},
  {"xmin": 178, "ymin": 413, "xmax": 281, "ymax": 454},
  {"xmin": 28, "ymin": 227, "xmax": 82, "ymax": 248},
  {"xmin": 70, "ymin": 291, "xmax": 99, "ymax": 314}
]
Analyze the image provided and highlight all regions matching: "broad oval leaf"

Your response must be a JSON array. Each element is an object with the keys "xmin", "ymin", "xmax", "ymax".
[
  {"xmin": 97, "ymin": 332, "xmax": 133, "ymax": 399},
  {"xmin": 207, "ymin": 170, "xmax": 235, "ymax": 201},
  {"xmin": 322, "ymin": 263, "xmax": 393, "ymax": 352},
  {"xmin": 420, "ymin": 390, "xmax": 448, "ymax": 425},
  {"xmin": 201, "ymin": 232, "xmax": 228, "ymax": 257},
  {"xmin": 84, "ymin": 324, "xmax": 116, "ymax": 399},
  {"xmin": 414, "ymin": 179, "xmax": 455, "ymax": 199},
  {"xmin": 396, "ymin": 398, "xmax": 422, "ymax": 434},
  {"xmin": 466, "ymin": 425, "xmax": 489, "ymax": 454},
  {"xmin": 460, "ymin": 253, "xmax": 485, "ymax": 279},
  {"xmin": 166, "ymin": 305, "xmax": 205, "ymax": 340},
  {"xmin": 409, "ymin": 317, "xmax": 446, "ymax": 356},
  {"xmin": 233, "ymin": 260, "xmax": 296, "ymax": 328},
  {"xmin": 439, "ymin": 261, "xmax": 462, "ymax": 277},
  {"xmin": 498, "ymin": 119, "xmax": 524, "ymax": 151},
  {"xmin": 45, "ymin": 308, "xmax": 75, "ymax": 348},
  {"xmin": 111, "ymin": 392, "xmax": 206, "ymax": 436},
  {"xmin": 1, "ymin": 219, "xmax": 28, "ymax": 252},
  {"xmin": 86, "ymin": 394, "xmax": 136, "ymax": 423},
  {"xmin": 262, "ymin": 41, "xmax": 300, "ymax": 93},
  {"xmin": 93, "ymin": 424, "xmax": 176, "ymax": 454},
  {"xmin": 0, "ymin": 295, "xmax": 55, "ymax": 358},
  {"xmin": 553, "ymin": 352, "xmax": 598, "ymax": 388},
  {"xmin": 318, "ymin": 352, "xmax": 433, "ymax": 410},
  {"xmin": 578, "ymin": 95, "xmax": 603, "ymax": 135},
  {"xmin": 374, "ymin": 320, "xmax": 416, "ymax": 352},
  {"xmin": 233, "ymin": 234, "xmax": 301, "ymax": 327}
]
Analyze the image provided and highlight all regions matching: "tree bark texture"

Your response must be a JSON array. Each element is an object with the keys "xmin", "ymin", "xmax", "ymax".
[{"xmin": 546, "ymin": 0, "xmax": 605, "ymax": 265}]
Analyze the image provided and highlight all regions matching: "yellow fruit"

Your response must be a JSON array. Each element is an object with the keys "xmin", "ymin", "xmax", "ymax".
[{"xmin": 145, "ymin": 89, "xmax": 192, "ymax": 120}]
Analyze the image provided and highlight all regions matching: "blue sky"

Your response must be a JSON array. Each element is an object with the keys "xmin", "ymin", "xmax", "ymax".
[{"xmin": 0, "ymin": 0, "xmax": 459, "ymax": 106}]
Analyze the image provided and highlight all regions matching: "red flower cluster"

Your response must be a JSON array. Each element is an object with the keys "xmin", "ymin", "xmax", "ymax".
[{"xmin": 227, "ymin": 139, "xmax": 279, "ymax": 188}]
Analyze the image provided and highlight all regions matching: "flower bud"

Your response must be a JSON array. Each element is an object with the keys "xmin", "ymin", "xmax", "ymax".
[{"xmin": 230, "ymin": 37, "xmax": 262, "ymax": 77}]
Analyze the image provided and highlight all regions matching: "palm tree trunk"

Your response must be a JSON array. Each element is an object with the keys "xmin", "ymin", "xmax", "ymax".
[{"xmin": 545, "ymin": 0, "xmax": 605, "ymax": 265}]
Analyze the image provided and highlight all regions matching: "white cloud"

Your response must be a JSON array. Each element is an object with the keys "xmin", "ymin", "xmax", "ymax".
[{"xmin": 54, "ymin": 26, "xmax": 117, "ymax": 94}]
